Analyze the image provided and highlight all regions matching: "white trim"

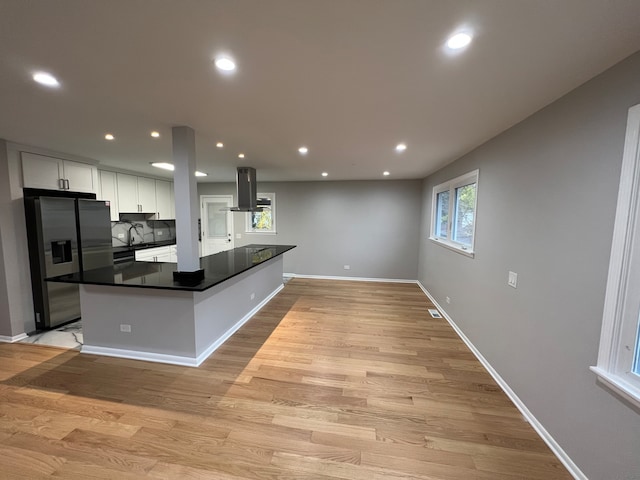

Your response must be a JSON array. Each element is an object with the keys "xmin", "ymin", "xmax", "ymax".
[
  {"xmin": 81, "ymin": 345, "xmax": 200, "ymax": 367},
  {"xmin": 82, "ymin": 284, "xmax": 285, "ymax": 367},
  {"xmin": 416, "ymin": 281, "xmax": 587, "ymax": 480},
  {"xmin": 590, "ymin": 366, "xmax": 640, "ymax": 410},
  {"xmin": 428, "ymin": 237, "xmax": 475, "ymax": 258},
  {"xmin": 592, "ymin": 104, "xmax": 640, "ymax": 405},
  {"xmin": 286, "ymin": 273, "xmax": 416, "ymax": 283},
  {"xmin": 0, "ymin": 333, "xmax": 28, "ymax": 343}
]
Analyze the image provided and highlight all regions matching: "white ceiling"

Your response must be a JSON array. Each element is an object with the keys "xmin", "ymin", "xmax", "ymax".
[{"xmin": 1, "ymin": 0, "xmax": 639, "ymax": 182}]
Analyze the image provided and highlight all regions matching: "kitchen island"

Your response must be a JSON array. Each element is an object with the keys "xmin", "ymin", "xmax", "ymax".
[{"xmin": 48, "ymin": 244, "xmax": 295, "ymax": 366}]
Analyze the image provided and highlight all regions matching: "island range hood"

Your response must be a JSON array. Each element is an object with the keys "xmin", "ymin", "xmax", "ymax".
[{"xmin": 230, "ymin": 167, "xmax": 266, "ymax": 212}]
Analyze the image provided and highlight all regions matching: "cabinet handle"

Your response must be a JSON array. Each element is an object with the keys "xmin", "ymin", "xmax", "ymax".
[
  {"xmin": 58, "ymin": 178, "xmax": 65, "ymax": 190},
  {"xmin": 65, "ymin": 179, "xmax": 70, "ymax": 190}
]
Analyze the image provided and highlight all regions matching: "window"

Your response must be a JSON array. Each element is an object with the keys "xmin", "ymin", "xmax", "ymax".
[
  {"xmin": 591, "ymin": 104, "xmax": 640, "ymax": 410},
  {"xmin": 430, "ymin": 170, "xmax": 478, "ymax": 256},
  {"xmin": 246, "ymin": 192, "xmax": 276, "ymax": 234}
]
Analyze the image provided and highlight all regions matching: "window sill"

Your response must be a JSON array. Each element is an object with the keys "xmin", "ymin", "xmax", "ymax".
[
  {"xmin": 590, "ymin": 366, "xmax": 640, "ymax": 410},
  {"xmin": 429, "ymin": 237, "xmax": 474, "ymax": 258}
]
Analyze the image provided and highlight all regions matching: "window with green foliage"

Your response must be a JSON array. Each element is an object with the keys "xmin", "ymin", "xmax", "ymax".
[
  {"xmin": 246, "ymin": 192, "xmax": 276, "ymax": 234},
  {"xmin": 430, "ymin": 170, "xmax": 478, "ymax": 256}
]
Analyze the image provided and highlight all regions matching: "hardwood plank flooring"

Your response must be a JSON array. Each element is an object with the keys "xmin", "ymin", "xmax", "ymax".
[{"xmin": 0, "ymin": 278, "xmax": 572, "ymax": 479}]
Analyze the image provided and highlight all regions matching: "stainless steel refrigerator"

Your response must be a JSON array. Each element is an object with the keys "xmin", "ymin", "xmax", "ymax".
[{"xmin": 24, "ymin": 194, "xmax": 113, "ymax": 330}]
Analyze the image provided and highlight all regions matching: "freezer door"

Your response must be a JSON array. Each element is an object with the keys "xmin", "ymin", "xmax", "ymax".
[
  {"xmin": 39, "ymin": 197, "xmax": 81, "ymax": 327},
  {"xmin": 77, "ymin": 199, "xmax": 114, "ymax": 271}
]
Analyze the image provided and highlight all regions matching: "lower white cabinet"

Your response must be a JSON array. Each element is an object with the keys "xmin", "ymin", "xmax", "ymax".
[{"xmin": 135, "ymin": 245, "xmax": 176, "ymax": 263}]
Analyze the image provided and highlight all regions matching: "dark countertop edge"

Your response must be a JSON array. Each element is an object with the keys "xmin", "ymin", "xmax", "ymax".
[{"xmin": 48, "ymin": 245, "xmax": 296, "ymax": 292}]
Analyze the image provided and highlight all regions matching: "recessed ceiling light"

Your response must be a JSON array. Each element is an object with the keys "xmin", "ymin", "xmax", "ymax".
[
  {"xmin": 383, "ymin": 171, "xmax": 390, "ymax": 176},
  {"xmin": 238, "ymin": 153, "xmax": 245, "ymax": 159},
  {"xmin": 395, "ymin": 143, "xmax": 406, "ymax": 152},
  {"xmin": 321, "ymin": 172, "xmax": 328, "ymax": 177},
  {"xmin": 195, "ymin": 171, "xmax": 208, "ymax": 177},
  {"xmin": 216, "ymin": 142, "xmax": 224, "ymax": 148},
  {"xmin": 151, "ymin": 162, "xmax": 175, "ymax": 171},
  {"xmin": 215, "ymin": 56, "xmax": 236, "ymax": 72},
  {"xmin": 105, "ymin": 133, "xmax": 115, "ymax": 141},
  {"xmin": 446, "ymin": 32, "xmax": 473, "ymax": 50},
  {"xmin": 32, "ymin": 71, "xmax": 60, "ymax": 88},
  {"xmin": 151, "ymin": 131, "xmax": 160, "ymax": 138},
  {"xmin": 298, "ymin": 146, "xmax": 308, "ymax": 155}
]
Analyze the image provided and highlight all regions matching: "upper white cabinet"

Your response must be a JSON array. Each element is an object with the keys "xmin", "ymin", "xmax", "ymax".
[
  {"xmin": 116, "ymin": 173, "xmax": 139, "ymax": 213},
  {"xmin": 98, "ymin": 171, "xmax": 119, "ymax": 221},
  {"xmin": 155, "ymin": 180, "xmax": 173, "ymax": 219},
  {"xmin": 22, "ymin": 152, "xmax": 97, "ymax": 193},
  {"xmin": 116, "ymin": 173, "xmax": 158, "ymax": 213},
  {"xmin": 137, "ymin": 176, "xmax": 157, "ymax": 213}
]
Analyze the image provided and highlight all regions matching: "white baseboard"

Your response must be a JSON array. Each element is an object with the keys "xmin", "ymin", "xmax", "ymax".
[
  {"xmin": 416, "ymin": 281, "xmax": 587, "ymax": 480},
  {"xmin": 82, "ymin": 284, "xmax": 285, "ymax": 368},
  {"xmin": 81, "ymin": 345, "xmax": 200, "ymax": 367},
  {"xmin": 193, "ymin": 283, "xmax": 284, "ymax": 366},
  {"xmin": 0, "ymin": 333, "xmax": 28, "ymax": 343},
  {"xmin": 284, "ymin": 273, "xmax": 416, "ymax": 283}
]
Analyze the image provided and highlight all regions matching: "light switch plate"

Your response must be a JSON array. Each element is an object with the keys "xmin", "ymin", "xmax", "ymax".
[{"xmin": 508, "ymin": 271, "xmax": 518, "ymax": 288}]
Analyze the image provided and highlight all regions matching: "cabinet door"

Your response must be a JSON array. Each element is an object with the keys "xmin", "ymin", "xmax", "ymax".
[
  {"xmin": 99, "ymin": 171, "xmax": 119, "ymax": 221},
  {"xmin": 21, "ymin": 152, "xmax": 63, "ymax": 190},
  {"xmin": 137, "ymin": 176, "xmax": 157, "ymax": 213},
  {"xmin": 155, "ymin": 180, "xmax": 173, "ymax": 219},
  {"xmin": 63, "ymin": 160, "xmax": 97, "ymax": 193},
  {"xmin": 117, "ymin": 173, "xmax": 139, "ymax": 213}
]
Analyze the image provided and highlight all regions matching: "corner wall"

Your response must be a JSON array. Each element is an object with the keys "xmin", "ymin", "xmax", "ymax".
[
  {"xmin": 199, "ymin": 180, "xmax": 422, "ymax": 280},
  {"xmin": 418, "ymin": 52, "xmax": 640, "ymax": 478}
]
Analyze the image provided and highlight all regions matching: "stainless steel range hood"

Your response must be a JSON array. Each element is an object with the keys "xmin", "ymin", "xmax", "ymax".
[{"xmin": 230, "ymin": 167, "xmax": 265, "ymax": 212}]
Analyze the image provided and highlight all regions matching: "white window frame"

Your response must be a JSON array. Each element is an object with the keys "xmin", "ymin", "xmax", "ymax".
[
  {"xmin": 246, "ymin": 192, "xmax": 276, "ymax": 234},
  {"xmin": 591, "ymin": 104, "xmax": 640, "ymax": 410},
  {"xmin": 429, "ymin": 169, "xmax": 479, "ymax": 257}
]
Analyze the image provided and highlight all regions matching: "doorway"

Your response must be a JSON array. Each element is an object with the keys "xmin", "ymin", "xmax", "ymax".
[{"xmin": 200, "ymin": 195, "xmax": 234, "ymax": 256}]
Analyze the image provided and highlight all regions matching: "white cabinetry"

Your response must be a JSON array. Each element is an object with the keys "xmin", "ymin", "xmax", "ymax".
[
  {"xmin": 155, "ymin": 180, "xmax": 173, "ymax": 219},
  {"xmin": 98, "ymin": 171, "xmax": 119, "ymax": 221},
  {"xmin": 22, "ymin": 152, "xmax": 97, "ymax": 193},
  {"xmin": 117, "ymin": 173, "xmax": 157, "ymax": 213},
  {"xmin": 135, "ymin": 245, "xmax": 175, "ymax": 263}
]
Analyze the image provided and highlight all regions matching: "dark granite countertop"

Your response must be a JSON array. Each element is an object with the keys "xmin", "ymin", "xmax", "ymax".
[
  {"xmin": 48, "ymin": 244, "xmax": 296, "ymax": 292},
  {"xmin": 112, "ymin": 239, "xmax": 177, "ymax": 254}
]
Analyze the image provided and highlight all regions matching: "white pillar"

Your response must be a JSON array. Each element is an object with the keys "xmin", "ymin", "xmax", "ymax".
[{"xmin": 172, "ymin": 126, "xmax": 201, "ymax": 273}]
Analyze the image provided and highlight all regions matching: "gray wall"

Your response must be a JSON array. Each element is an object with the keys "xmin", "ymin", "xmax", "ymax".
[
  {"xmin": 418, "ymin": 52, "xmax": 640, "ymax": 479},
  {"xmin": 0, "ymin": 140, "xmax": 34, "ymax": 337},
  {"xmin": 199, "ymin": 180, "xmax": 422, "ymax": 280}
]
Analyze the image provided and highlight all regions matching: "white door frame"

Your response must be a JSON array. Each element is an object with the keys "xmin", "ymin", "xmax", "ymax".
[{"xmin": 200, "ymin": 195, "xmax": 234, "ymax": 256}]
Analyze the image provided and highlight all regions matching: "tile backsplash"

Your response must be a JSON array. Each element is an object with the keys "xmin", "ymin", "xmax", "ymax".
[{"xmin": 111, "ymin": 215, "xmax": 176, "ymax": 247}]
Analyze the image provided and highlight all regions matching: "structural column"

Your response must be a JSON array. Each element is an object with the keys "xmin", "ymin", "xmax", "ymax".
[{"xmin": 172, "ymin": 126, "xmax": 203, "ymax": 280}]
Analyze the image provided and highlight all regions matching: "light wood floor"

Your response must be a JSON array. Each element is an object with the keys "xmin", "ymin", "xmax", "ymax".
[{"xmin": 0, "ymin": 278, "xmax": 572, "ymax": 479}]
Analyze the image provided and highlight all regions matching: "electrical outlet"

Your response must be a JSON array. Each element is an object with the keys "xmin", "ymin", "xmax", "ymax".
[
  {"xmin": 236, "ymin": 233, "xmax": 242, "ymax": 239},
  {"xmin": 508, "ymin": 271, "xmax": 518, "ymax": 288},
  {"xmin": 157, "ymin": 231, "xmax": 163, "ymax": 236},
  {"xmin": 117, "ymin": 233, "xmax": 125, "ymax": 239},
  {"xmin": 120, "ymin": 324, "xmax": 131, "ymax": 333},
  {"xmin": 343, "ymin": 265, "xmax": 351, "ymax": 270},
  {"xmin": 250, "ymin": 292, "xmax": 255, "ymax": 300},
  {"xmin": 446, "ymin": 296, "xmax": 451, "ymax": 304}
]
